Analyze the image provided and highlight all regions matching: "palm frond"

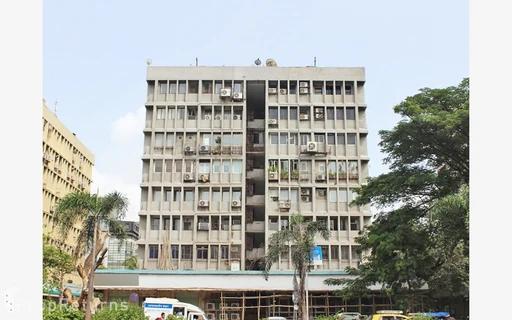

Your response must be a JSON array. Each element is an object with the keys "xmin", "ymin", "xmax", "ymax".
[
  {"xmin": 54, "ymin": 192, "xmax": 96, "ymax": 240},
  {"xmin": 99, "ymin": 192, "xmax": 129, "ymax": 221}
]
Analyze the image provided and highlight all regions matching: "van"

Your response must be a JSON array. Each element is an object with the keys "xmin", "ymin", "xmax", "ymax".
[{"xmin": 143, "ymin": 297, "xmax": 208, "ymax": 320}]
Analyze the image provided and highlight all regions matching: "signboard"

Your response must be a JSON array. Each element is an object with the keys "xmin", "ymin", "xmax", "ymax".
[
  {"xmin": 143, "ymin": 302, "xmax": 174, "ymax": 319},
  {"xmin": 310, "ymin": 246, "xmax": 322, "ymax": 266}
]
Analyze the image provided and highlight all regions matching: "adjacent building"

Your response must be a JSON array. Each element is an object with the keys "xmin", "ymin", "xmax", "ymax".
[
  {"xmin": 106, "ymin": 221, "xmax": 139, "ymax": 269},
  {"xmin": 95, "ymin": 64, "xmax": 379, "ymax": 319},
  {"xmin": 42, "ymin": 100, "xmax": 94, "ymax": 254}
]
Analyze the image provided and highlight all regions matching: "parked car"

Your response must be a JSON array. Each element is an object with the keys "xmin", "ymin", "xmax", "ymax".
[
  {"xmin": 369, "ymin": 310, "xmax": 410, "ymax": 320},
  {"xmin": 336, "ymin": 312, "xmax": 366, "ymax": 320}
]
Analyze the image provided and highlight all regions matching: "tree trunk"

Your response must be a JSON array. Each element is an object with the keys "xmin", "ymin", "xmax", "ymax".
[
  {"xmin": 299, "ymin": 266, "xmax": 308, "ymax": 320},
  {"xmin": 58, "ymin": 273, "xmax": 64, "ymax": 304},
  {"xmin": 84, "ymin": 221, "xmax": 97, "ymax": 320}
]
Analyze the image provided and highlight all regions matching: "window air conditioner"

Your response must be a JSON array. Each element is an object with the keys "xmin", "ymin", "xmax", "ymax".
[
  {"xmin": 316, "ymin": 174, "xmax": 327, "ymax": 181},
  {"xmin": 220, "ymin": 88, "xmax": 232, "ymax": 98},
  {"xmin": 307, "ymin": 141, "xmax": 318, "ymax": 152},
  {"xmin": 279, "ymin": 88, "xmax": 287, "ymax": 95},
  {"xmin": 268, "ymin": 171, "xmax": 279, "ymax": 181},
  {"xmin": 299, "ymin": 81, "xmax": 309, "ymax": 88},
  {"xmin": 268, "ymin": 119, "xmax": 278, "ymax": 125},
  {"xmin": 198, "ymin": 200, "xmax": 209, "ymax": 208},
  {"xmin": 268, "ymin": 88, "xmax": 278, "ymax": 95},
  {"xmin": 232, "ymin": 92, "xmax": 243, "ymax": 101},
  {"xmin": 232, "ymin": 200, "xmax": 241, "ymax": 207},
  {"xmin": 299, "ymin": 113, "xmax": 309, "ymax": 120},
  {"xmin": 198, "ymin": 222, "xmax": 210, "ymax": 230},
  {"xmin": 184, "ymin": 145, "xmax": 195, "ymax": 154},
  {"xmin": 299, "ymin": 87, "xmax": 309, "ymax": 94},
  {"xmin": 233, "ymin": 114, "xmax": 241, "ymax": 120},
  {"xmin": 199, "ymin": 145, "xmax": 211, "ymax": 154},
  {"xmin": 183, "ymin": 173, "xmax": 194, "ymax": 182},
  {"xmin": 278, "ymin": 200, "xmax": 291, "ymax": 209},
  {"xmin": 199, "ymin": 173, "xmax": 210, "ymax": 183}
]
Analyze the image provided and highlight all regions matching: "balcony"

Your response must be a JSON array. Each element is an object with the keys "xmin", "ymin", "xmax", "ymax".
[
  {"xmin": 246, "ymin": 248, "xmax": 265, "ymax": 260},
  {"xmin": 246, "ymin": 221, "xmax": 265, "ymax": 233}
]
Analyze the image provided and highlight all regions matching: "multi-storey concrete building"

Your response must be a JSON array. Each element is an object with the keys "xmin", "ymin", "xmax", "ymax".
[
  {"xmin": 42, "ymin": 100, "xmax": 94, "ymax": 254},
  {"xmin": 106, "ymin": 221, "xmax": 139, "ymax": 269},
  {"xmin": 94, "ymin": 64, "xmax": 379, "ymax": 319},
  {"xmin": 137, "ymin": 65, "xmax": 369, "ymax": 272}
]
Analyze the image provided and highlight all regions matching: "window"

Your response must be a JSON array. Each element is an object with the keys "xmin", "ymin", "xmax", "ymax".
[
  {"xmin": 150, "ymin": 216, "xmax": 160, "ymax": 230},
  {"xmin": 327, "ymin": 133, "xmax": 335, "ymax": 145},
  {"xmin": 338, "ymin": 189, "xmax": 348, "ymax": 202},
  {"xmin": 178, "ymin": 81, "xmax": 186, "ymax": 94},
  {"xmin": 351, "ymin": 246, "xmax": 361, "ymax": 260},
  {"xmin": 152, "ymin": 189, "xmax": 161, "ymax": 202},
  {"xmin": 172, "ymin": 216, "xmax": 180, "ymax": 230},
  {"xmin": 202, "ymin": 81, "xmax": 213, "ymax": 94},
  {"xmin": 337, "ymin": 133, "xmax": 345, "ymax": 145},
  {"xmin": 223, "ymin": 106, "xmax": 232, "ymax": 120},
  {"xmin": 149, "ymin": 245, "xmax": 159, "ymax": 259},
  {"xmin": 313, "ymin": 81, "xmax": 323, "ymax": 94},
  {"xmin": 213, "ymin": 160, "xmax": 221, "ymax": 173},
  {"xmin": 335, "ymin": 81, "xmax": 342, "ymax": 95},
  {"xmin": 159, "ymin": 82, "xmax": 167, "ymax": 94},
  {"xmin": 329, "ymin": 189, "xmax": 337, "ymax": 203},
  {"xmin": 280, "ymin": 133, "xmax": 288, "ymax": 144},
  {"xmin": 188, "ymin": 81, "xmax": 199, "ymax": 94},
  {"xmin": 270, "ymin": 133, "xmax": 278, "ymax": 145},
  {"xmin": 336, "ymin": 107, "xmax": 344, "ymax": 120},
  {"xmin": 345, "ymin": 83, "xmax": 353, "ymax": 95},
  {"xmin": 183, "ymin": 216, "xmax": 193, "ymax": 230},
  {"xmin": 289, "ymin": 107, "xmax": 298, "ymax": 120},
  {"xmin": 269, "ymin": 107, "xmax": 278, "ymax": 120},
  {"xmin": 326, "ymin": 82, "xmax": 334, "ymax": 95},
  {"xmin": 289, "ymin": 81, "xmax": 297, "ymax": 94},
  {"xmin": 169, "ymin": 82, "xmax": 177, "ymax": 94},
  {"xmin": 350, "ymin": 217, "xmax": 360, "ymax": 231},
  {"xmin": 163, "ymin": 217, "xmax": 170, "ymax": 230},
  {"xmin": 341, "ymin": 246, "xmax": 349, "ymax": 259},
  {"xmin": 197, "ymin": 246, "xmax": 208, "ymax": 260},
  {"xmin": 187, "ymin": 106, "xmax": 197, "ymax": 120},
  {"xmin": 347, "ymin": 133, "xmax": 357, "ymax": 145},
  {"xmin": 326, "ymin": 107, "xmax": 334, "ymax": 120},
  {"xmin": 289, "ymin": 133, "xmax": 298, "ymax": 145},
  {"xmin": 173, "ymin": 188, "xmax": 182, "ymax": 202},
  {"xmin": 321, "ymin": 245, "xmax": 329, "ymax": 260},
  {"xmin": 156, "ymin": 107, "xmax": 165, "ymax": 120},
  {"xmin": 221, "ymin": 245, "xmax": 229, "ymax": 259},
  {"xmin": 346, "ymin": 107, "xmax": 356, "ymax": 120},
  {"xmin": 177, "ymin": 106, "xmax": 185, "ymax": 119},
  {"xmin": 154, "ymin": 160, "xmax": 163, "ymax": 173},
  {"xmin": 280, "ymin": 107, "xmax": 288, "ymax": 120},
  {"xmin": 184, "ymin": 189, "xmax": 194, "ymax": 202},
  {"xmin": 210, "ymin": 245, "xmax": 219, "ymax": 259},
  {"xmin": 329, "ymin": 217, "xmax": 338, "ymax": 231},
  {"xmin": 166, "ymin": 134, "xmax": 174, "ymax": 148},
  {"xmin": 181, "ymin": 245, "xmax": 192, "ymax": 259},
  {"xmin": 232, "ymin": 160, "xmax": 242, "ymax": 174},
  {"xmin": 300, "ymin": 133, "xmax": 310, "ymax": 145},
  {"xmin": 171, "ymin": 245, "xmax": 179, "ymax": 259},
  {"xmin": 223, "ymin": 161, "xmax": 231, "ymax": 173},
  {"xmin": 234, "ymin": 82, "xmax": 243, "ymax": 93},
  {"xmin": 154, "ymin": 133, "xmax": 164, "ymax": 147},
  {"xmin": 314, "ymin": 134, "xmax": 325, "ymax": 143},
  {"xmin": 214, "ymin": 81, "xmax": 222, "ymax": 94},
  {"xmin": 221, "ymin": 217, "xmax": 229, "ymax": 231}
]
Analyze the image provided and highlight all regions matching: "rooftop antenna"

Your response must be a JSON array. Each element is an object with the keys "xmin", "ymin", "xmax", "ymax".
[
  {"xmin": 254, "ymin": 58, "xmax": 261, "ymax": 66},
  {"xmin": 314, "ymin": 57, "xmax": 317, "ymax": 67},
  {"xmin": 146, "ymin": 58, "xmax": 152, "ymax": 66},
  {"xmin": 195, "ymin": 57, "xmax": 198, "ymax": 67}
]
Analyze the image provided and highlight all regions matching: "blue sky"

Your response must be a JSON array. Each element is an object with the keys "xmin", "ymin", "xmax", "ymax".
[{"xmin": 44, "ymin": 0, "xmax": 468, "ymax": 221}]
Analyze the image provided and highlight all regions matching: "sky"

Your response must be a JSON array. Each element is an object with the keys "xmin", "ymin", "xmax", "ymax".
[{"xmin": 43, "ymin": 0, "xmax": 468, "ymax": 222}]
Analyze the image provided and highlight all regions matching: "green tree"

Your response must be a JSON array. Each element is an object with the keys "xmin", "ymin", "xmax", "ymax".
[
  {"xmin": 123, "ymin": 255, "xmax": 138, "ymax": 270},
  {"xmin": 43, "ymin": 244, "xmax": 75, "ymax": 303},
  {"xmin": 54, "ymin": 191, "xmax": 128, "ymax": 320},
  {"xmin": 265, "ymin": 214, "xmax": 329, "ymax": 320},
  {"xmin": 93, "ymin": 303, "xmax": 146, "ymax": 320},
  {"xmin": 326, "ymin": 79, "xmax": 469, "ymax": 310}
]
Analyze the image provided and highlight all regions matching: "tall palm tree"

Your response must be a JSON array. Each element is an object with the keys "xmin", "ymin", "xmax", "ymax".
[
  {"xmin": 264, "ymin": 214, "xmax": 329, "ymax": 320},
  {"xmin": 54, "ymin": 191, "xmax": 128, "ymax": 320}
]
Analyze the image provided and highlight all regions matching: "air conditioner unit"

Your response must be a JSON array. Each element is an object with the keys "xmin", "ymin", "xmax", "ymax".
[
  {"xmin": 301, "ymin": 195, "xmax": 310, "ymax": 202},
  {"xmin": 300, "ymin": 188, "xmax": 311, "ymax": 196},
  {"xmin": 204, "ymin": 114, "xmax": 212, "ymax": 120},
  {"xmin": 214, "ymin": 115, "xmax": 222, "ymax": 120},
  {"xmin": 183, "ymin": 172, "xmax": 194, "ymax": 181},
  {"xmin": 316, "ymin": 174, "xmax": 327, "ymax": 181},
  {"xmin": 268, "ymin": 119, "xmax": 278, "ymax": 125},
  {"xmin": 307, "ymin": 141, "xmax": 318, "ymax": 152},
  {"xmin": 199, "ymin": 145, "xmax": 211, "ymax": 154},
  {"xmin": 198, "ymin": 222, "xmax": 210, "ymax": 230},
  {"xmin": 299, "ymin": 113, "xmax": 309, "ymax": 120},
  {"xmin": 232, "ymin": 92, "xmax": 243, "ymax": 101},
  {"xmin": 233, "ymin": 114, "xmax": 241, "ymax": 120},
  {"xmin": 279, "ymin": 200, "xmax": 291, "ymax": 209},
  {"xmin": 314, "ymin": 112, "xmax": 324, "ymax": 120},
  {"xmin": 268, "ymin": 171, "xmax": 279, "ymax": 181},
  {"xmin": 232, "ymin": 200, "xmax": 241, "ymax": 207},
  {"xmin": 232, "ymin": 224, "xmax": 241, "ymax": 231},
  {"xmin": 206, "ymin": 303, "xmax": 216, "ymax": 311},
  {"xmin": 279, "ymin": 88, "xmax": 287, "ymax": 95},
  {"xmin": 299, "ymin": 87, "xmax": 309, "ymax": 94},
  {"xmin": 198, "ymin": 200, "xmax": 209, "ymax": 208},
  {"xmin": 220, "ymin": 87, "xmax": 232, "ymax": 98},
  {"xmin": 317, "ymin": 189, "xmax": 327, "ymax": 196},
  {"xmin": 268, "ymin": 88, "xmax": 278, "ymax": 95},
  {"xmin": 199, "ymin": 173, "xmax": 210, "ymax": 183},
  {"xmin": 299, "ymin": 81, "xmax": 309, "ymax": 88},
  {"xmin": 184, "ymin": 145, "xmax": 195, "ymax": 154}
]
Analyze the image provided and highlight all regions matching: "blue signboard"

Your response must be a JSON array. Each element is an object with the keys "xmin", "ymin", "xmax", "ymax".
[
  {"xmin": 144, "ymin": 303, "xmax": 173, "ymax": 309},
  {"xmin": 310, "ymin": 246, "xmax": 322, "ymax": 265}
]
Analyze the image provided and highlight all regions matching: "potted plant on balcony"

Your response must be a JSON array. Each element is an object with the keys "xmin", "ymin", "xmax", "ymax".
[
  {"xmin": 268, "ymin": 163, "xmax": 278, "ymax": 174},
  {"xmin": 328, "ymin": 171, "xmax": 336, "ymax": 180},
  {"xmin": 212, "ymin": 137, "xmax": 221, "ymax": 154},
  {"xmin": 291, "ymin": 170, "xmax": 299, "ymax": 180},
  {"xmin": 280, "ymin": 170, "xmax": 289, "ymax": 180}
]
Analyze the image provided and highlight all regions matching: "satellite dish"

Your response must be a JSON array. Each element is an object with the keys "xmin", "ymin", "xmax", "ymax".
[
  {"xmin": 266, "ymin": 58, "xmax": 278, "ymax": 67},
  {"xmin": 146, "ymin": 58, "xmax": 152, "ymax": 66},
  {"xmin": 254, "ymin": 58, "xmax": 261, "ymax": 66}
]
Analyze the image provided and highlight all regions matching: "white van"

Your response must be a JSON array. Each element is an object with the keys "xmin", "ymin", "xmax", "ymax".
[{"xmin": 143, "ymin": 297, "xmax": 208, "ymax": 320}]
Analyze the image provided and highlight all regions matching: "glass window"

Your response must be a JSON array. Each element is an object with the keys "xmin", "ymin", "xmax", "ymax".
[
  {"xmin": 345, "ymin": 83, "xmax": 353, "ymax": 95},
  {"xmin": 270, "ymin": 133, "xmax": 278, "ymax": 145},
  {"xmin": 329, "ymin": 189, "xmax": 337, "ymax": 203},
  {"xmin": 202, "ymin": 81, "xmax": 213, "ymax": 94},
  {"xmin": 338, "ymin": 189, "xmax": 347, "ymax": 202},
  {"xmin": 156, "ymin": 107, "xmax": 165, "ymax": 120},
  {"xmin": 326, "ymin": 107, "xmax": 334, "ymax": 120},
  {"xmin": 210, "ymin": 245, "xmax": 219, "ymax": 259},
  {"xmin": 269, "ymin": 107, "xmax": 278, "ymax": 120},
  {"xmin": 289, "ymin": 107, "xmax": 298, "ymax": 120},
  {"xmin": 150, "ymin": 216, "xmax": 160, "ymax": 230},
  {"xmin": 221, "ymin": 245, "xmax": 229, "ymax": 259},
  {"xmin": 181, "ymin": 245, "xmax": 192, "ymax": 259},
  {"xmin": 314, "ymin": 134, "xmax": 325, "ymax": 143},
  {"xmin": 232, "ymin": 160, "xmax": 242, "ymax": 174},
  {"xmin": 313, "ymin": 81, "xmax": 323, "ymax": 94},
  {"xmin": 335, "ymin": 81, "xmax": 342, "ymax": 95},
  {"xmin": 351, "ymin": 246, "xmax": 361, "ymax": 260},
  {"xmin": 346, "ymin": 107, "xmax": 356, "ymax": 120},
  {"xmin": 188, "ymin": 81, "xmax": 199, "ymax": 94},
  {"xmin": 183, "ymin": 217, "xmax": 193, "ymax": 230},
  {"xmin": 280, "ymin": 107, "xmax": 288, "ymax": 120},
  {"xmin": 214, "ymin": 81, "xmax": 222, "ymax": 94},
  {"xmin": 173, "ymin": 188, "xmax": 182, "ymax": 202},
  {"xmin": 223, "ymin": 106, "xmax": 232, "ymax": 120},
  {"xmin": 300, "ymin": 133, "xmax": 310, "ymax": 145},
  {"xmin": 163, "ymin": 217, "xmax": 170, "ymax": 230},
  {"xmin": 152, "ymin": 189, "xmax": 161, "ymax": 202},
  {"xmin": 197, "ymin": 246, "xmax": 208, "ymax": 260},
  {"xmin": 177, "ymin": 106, "xmax": 185, "ymax": 120},
  {"xmin": 172, "ymin": 216, "xmax": 180, "ymax": 230},
  {"xmin": 347, "ymin": 133, "xmax": 357, "ymax": 145},
  {"xmin": 327, "ymin": 133, "xmax": 335, "ymax": 145},
  {"xmin": 155, "ymin": 133, "xmax": 164, "ymax": 147},
  {"xmin": 326, "ymin": 82, "xmax": 334, "ymax": 95},
  {"xmin": 337, "ymin": 133, "xmax": 346, "ymax": 145},
  {"xmin": 148, "ymin": 245, "xmax": 159, "ymax": 259},
  {"xmin": 289, "ymin": 133, "xmax": 298, "ymax": 145},
  {"xmin": 223, "ymin": 161, "xmax": 231, "ymax": 173},
  {"xmin": 199, "ymin": 161, "xmax": 210, "ymax": 174},
  {"xmin": 336, "ymin": 107, "xmax": 344, "ymax": 120},
  {"xmin": 331, "ymin": 246, "xmax": 339, "ymax": 259},
  {"xmin": 159, "ymin": 82, "xmax": 167, "ymax": 94},
  {"xmin": 280, "ymin": 133, "xmax": 288, "ymax": 144},
  {"xmin": 341, "ymin": 246, "xmax": 349, "ymax": 259},
  {"xmin": 169, "ymin": 82, "xmax": 177, "ymax": 94},
  {"xmin": 165, "ymin": 160, "xmax": 172, "ymax": 173},
  {"xmin": 213, "ymin": 160, "xmax": 221, "ymax": 173},
  {"xmin": 178, "ymin": 81, "xmax": 186, "ymax": 94},
  {"xmin": 166, "ymin": 134, "xmax": 174, "ymax": 147},
  {"xmin": 184, "ymin": 189, "xmax": 194, "ymax": 202},
  {"xmin": 154, "ymin": 160, "xmax": 163, "ymax": 172},
  {"xmin": 289, "ymin": 81, "xmax": 297, "ymax": 94},
  {"xmin": 171, "ymin": 245, "xmax": 179, "ymax": 259}
]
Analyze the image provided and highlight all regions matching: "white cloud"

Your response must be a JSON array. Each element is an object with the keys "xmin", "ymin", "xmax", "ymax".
[
  {"xmin": 110, "ymin": 106, "xmax": 145, "ymax": 144},
  {"xmin": 91, "ymin": 168, "xmax": 140, "ymax": 222}
]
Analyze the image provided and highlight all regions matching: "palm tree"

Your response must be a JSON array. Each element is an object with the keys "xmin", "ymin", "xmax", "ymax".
[
  {"xmin": 264, "ymin": 214, "xmax": 329, "ymax": 320},
  {"xmin": 54, "ymin": 191, "xmax": 128, "ymax": 320}
]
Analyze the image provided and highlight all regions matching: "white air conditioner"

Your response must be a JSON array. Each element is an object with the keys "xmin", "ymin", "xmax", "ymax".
[
  {"xmin": 233, "ymin": 114, "xmax": 241, "ymax": 120},
  {"xmin": 183, "ymin": 172, "xmax": 194, "ymax": 181},
  {"xmin": 199, "ymin": 173, "xmax": 210, "ymax": 182},
  {"xmin": 278, "ymin": 200, "xmax": 291, "ymax": 209},
  {"xmin": 299, "ymin": 113, "xmax": 309, "ymax": 120},
  {"xmin": 268, "ymin": 119, "xmax": 278, "ymax": 125},
  {"xmin": 268, "ymin": 88, "xmax": 278, "ymax": 95},
  {"xmin": 198, "ymin": 200, "xmax": 209, "ymax": 208},
  {"xmin": 279, "ymin": 88, "xmax": 287, "ymax": 95},
  {"xmin": 204, "ymin": 114, "xmax": 212, "ymax": 120},
  {"xmin": 206, "ymin": 303, "xmax": 216, "ymax": 311},
  {"xmin": 314, "ymin": 112, "xmax": 324, "ymax": 120},
  {"xmin": 300, "ymin": 188, "xmax": 311, "ymax": 196},
  {"xmin": 199, "ymin": 145, "xmax": 211, "ymax": 154},
  {"xmin": 232, "ymin": 92, "xmax": 243, "ymax": 101},
  {"xmin": 232, "ymin": 200, "xmax": 241, "ymax": 207},
  {"xmin": 232, "ymin": 224, "xmax": 241, "ymax": 231},
  {"xmin": 307, "ymin": 141, "xmax": 318, "ymax": 152},
  {"xmin": 198, "ymin": 222, "xmax": 210, "ymax": 230},
  {"xmin": 184, "ymin": 145, "xmax": 195, "ymax": 154},
  {"xmin": 268, "ymin": 171, "xmax": 279, "ymax": 181},
  {"xmin": 299, "ymin": 87, "xmax": 309, "ymax": 94},
  {"xmin": 299, "ymin": 81, "xmax": 309, "ymax": 88},
  {"xmin": 316, "ymin": 174, "xmax": 327, "ymax": 181},
  {"xmin": 220, "ymin": 88, "xmax": 232, "ymax": 98}
]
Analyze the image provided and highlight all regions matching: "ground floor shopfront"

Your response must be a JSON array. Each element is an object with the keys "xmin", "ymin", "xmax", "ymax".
[{"xmin": 94, "ymin": 270, "xmax": 397, "ymax": 320}]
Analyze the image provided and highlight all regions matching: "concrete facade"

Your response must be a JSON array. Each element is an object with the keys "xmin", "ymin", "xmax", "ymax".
[
  {"xmin": 42, "ymin": 100, "xmax": 94, "ymax": 254},
  {"xmin": 137, "ymin": 65, "xmax": 370, "ymax": 272}
]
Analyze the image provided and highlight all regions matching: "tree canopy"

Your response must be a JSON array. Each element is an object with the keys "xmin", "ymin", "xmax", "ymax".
[{"xmin": 326, "ymin": 78, "xmax": 469, "ymax": 308}]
